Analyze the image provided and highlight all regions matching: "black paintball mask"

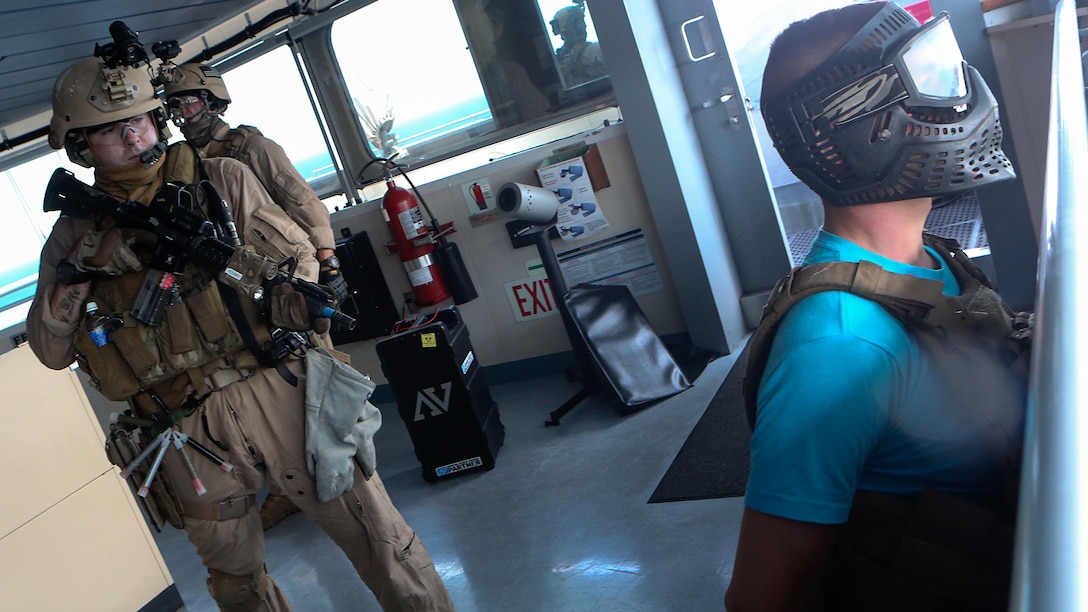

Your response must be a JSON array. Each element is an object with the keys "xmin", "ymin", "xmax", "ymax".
[{"xmin": 762, "ymin": 4, "xmax": 1016, "ymax": 206}]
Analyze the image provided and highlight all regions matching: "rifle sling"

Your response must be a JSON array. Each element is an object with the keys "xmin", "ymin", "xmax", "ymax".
[{"xmin": 217, "ymin": 281, "xmax": 298, "ymax": 386}]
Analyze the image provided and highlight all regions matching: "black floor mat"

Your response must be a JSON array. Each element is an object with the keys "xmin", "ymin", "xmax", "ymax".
[{"xmin": 648, "ymin": 346, "xmax": 751, "ymax": 503}]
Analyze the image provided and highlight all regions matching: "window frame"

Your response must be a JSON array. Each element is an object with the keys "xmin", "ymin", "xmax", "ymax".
[{"xmin": 287, "ymin": 0, "xmax": 617, "ymax": 188}]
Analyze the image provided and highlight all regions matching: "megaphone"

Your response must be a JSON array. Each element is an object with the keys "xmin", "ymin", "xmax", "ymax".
[{"xmin": 497, "ymin": 182, "xmax": 560, "ymax": 223}]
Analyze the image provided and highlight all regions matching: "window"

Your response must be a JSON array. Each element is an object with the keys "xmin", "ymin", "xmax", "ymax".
[
  {"xmin": 222, "ymin": 46, "xmax": 341, "ymax": 200},
  {"xmin": 330, "ymin": 0, "xmax": 613, "ymax": 175},
  {"xmin": 0, "ymin": 150, "xmax": 94, "ymax": 329}
]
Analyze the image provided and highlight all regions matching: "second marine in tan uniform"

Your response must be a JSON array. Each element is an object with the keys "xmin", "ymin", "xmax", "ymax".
[{"xmin": 163, "ymin": 63, "xmax": 350, "ymax": 528}]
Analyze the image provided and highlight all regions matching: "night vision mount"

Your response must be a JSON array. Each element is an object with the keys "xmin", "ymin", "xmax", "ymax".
[{"xmin": 94, "ymin": 21, "xmax": 181, "ymax": 84}]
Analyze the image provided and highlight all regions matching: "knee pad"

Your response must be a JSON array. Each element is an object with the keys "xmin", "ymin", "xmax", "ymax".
[{"xmin": 206, "ymin": 566, "xmax": 267, "ymax": 611}]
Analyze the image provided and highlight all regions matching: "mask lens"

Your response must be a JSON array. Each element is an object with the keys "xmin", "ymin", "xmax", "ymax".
[{"xmin": 900, "ymin": 18, "xmax": 967, "ymax": 99}]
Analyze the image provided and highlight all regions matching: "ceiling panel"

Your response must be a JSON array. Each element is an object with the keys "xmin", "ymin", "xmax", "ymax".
[{"xmin": 0, "ymin": 0, "xmax": 293, "ymax": 145}]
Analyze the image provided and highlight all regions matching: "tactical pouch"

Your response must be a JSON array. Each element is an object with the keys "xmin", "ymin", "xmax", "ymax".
[
  {"xmin": 73, "ymin": 304, "xmax": 142, "ymax": 401},
  {"xmin": 187, "ymin": 282, "xmax": 233, "ymax": 343},
  {"xmin": 165, "ymin": 301, "xmax": 198, "ymax": 354},
  {"xmin": 112, "ymin": 318, "xmax": 160, "ymax": 379},
  {"xmin": 80, "ymin": 263, "xmax": 252, "ymax": 399},
  {"xmin": 244, "ymin": 206, "xmax": 318, "ymax": 280},
  {"xmin": 71, "ymin": 227, "xmax": 143, "ymax": 276},
  {"xmin": 75, "ymin": 342, "xmax": 141, "ymax": 401},
  {"xmin": 105, "ymin": 426, "xmax": 185, "ymax": 531}
]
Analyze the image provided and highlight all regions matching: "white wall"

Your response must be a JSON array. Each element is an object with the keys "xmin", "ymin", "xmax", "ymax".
[
  {"xmin": 0, "ymin": 345, "xmax": 175, "ymax": 610},
  {"xmin": 329, "ymin": 124, "xmax": 689, "ymax": 384}
]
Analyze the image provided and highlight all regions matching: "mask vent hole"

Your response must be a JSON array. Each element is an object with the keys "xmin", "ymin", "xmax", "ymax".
[{"xmin": 811, "ymin": 137, "xmax": 854, "ymax": 181}]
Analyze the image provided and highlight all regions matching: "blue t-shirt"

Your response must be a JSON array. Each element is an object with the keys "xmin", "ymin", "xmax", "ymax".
[{"xmin": 745, "ymin": 231, "xmax": 1004, "ymax": 524}]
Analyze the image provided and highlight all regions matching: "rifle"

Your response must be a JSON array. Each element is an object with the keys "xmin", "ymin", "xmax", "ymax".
[{"xmin": 44, "ymin": 167, "xmax": 355, "ymax": 331}]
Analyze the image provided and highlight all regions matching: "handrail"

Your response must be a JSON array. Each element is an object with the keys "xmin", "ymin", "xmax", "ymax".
[{"xmin": 1010, "ymin": 0, "xmax": 1088, "ymax": 609}]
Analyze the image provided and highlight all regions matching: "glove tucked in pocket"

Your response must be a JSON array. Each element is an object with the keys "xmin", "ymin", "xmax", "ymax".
[{"xmin": 304, "ymin": 348, "xmax": 381, "ymax": 502}]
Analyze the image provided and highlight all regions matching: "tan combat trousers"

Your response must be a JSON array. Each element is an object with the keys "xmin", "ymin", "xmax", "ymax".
[{"xmin": 155, "ymin": 358, "xmax": 454, "ymax": 611}]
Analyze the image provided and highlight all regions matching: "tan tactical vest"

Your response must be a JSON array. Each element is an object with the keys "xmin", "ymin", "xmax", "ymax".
[
  {"xmin": 71, "ymin": 144, "xmax": 298, "ymax": 412},
  {"xmin": 743, "ymin": 233, "xmax": 1031, "ymax": 610},
  {"xmin": 224, "ymin": 124, "xmax": 259, "ymax": 158}
]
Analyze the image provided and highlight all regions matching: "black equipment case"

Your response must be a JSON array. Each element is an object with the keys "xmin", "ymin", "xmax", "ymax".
[
  {"xmin": 330, "ymin": 231, "xmax": 400, "ymax": 345},
  {"xmin": 375, "ymin": 307, "xmax": 504, "ymax": 482}
]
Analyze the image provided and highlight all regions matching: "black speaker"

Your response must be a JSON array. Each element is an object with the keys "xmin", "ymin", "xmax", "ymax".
[
  {"xmin": 331, "ymin": 231, "xmax": 400, "ymax": 344},
  {"xmin": 375, "ymin": 307, "xmax": 504, "ymax": 482}
]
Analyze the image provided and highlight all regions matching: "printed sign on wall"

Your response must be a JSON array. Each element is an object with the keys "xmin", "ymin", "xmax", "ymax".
[
  {"xmin": 536, "ymin": 157, "xmax": 609, "ymax": 242},
  {"xmin": 504, "ymin": 274, "xmax": 559, "ymax": 322},
  {"xmin": 461, "ymin": 179, "xmax": 503, "ymax": 228}
]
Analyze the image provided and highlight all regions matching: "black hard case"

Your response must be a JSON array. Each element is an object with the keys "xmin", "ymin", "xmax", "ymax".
[
  {"xmin": 375, "ymin": 307, "xmax": 504, "ymax": 482},
  {"xmin": 330, "ymin": 231, "xmax": 400, "ymax": 345}
]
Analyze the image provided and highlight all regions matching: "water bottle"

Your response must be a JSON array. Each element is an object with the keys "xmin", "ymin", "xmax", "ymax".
[{"xmin": 85, "ymin": 301, "xmax": 112, "ymax": 348}]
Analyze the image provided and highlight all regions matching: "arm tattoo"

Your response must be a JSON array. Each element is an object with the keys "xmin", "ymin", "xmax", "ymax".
[{"xmin": 55, "ymin": 285, "xmax": 87, "ymax": 324}]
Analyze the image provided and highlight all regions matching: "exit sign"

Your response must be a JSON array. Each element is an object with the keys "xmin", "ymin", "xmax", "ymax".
[{"xmin": 504, "ymin": 275, "xmax": 559, "ymax": 322}]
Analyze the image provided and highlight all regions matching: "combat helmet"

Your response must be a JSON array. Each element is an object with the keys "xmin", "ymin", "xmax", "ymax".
[
  {"xmin": 162, "ymin": 63, "xmax": 231, "ymax": 125},
  {"xmin": 48, "ymin": 58, "xmax": 171, "ymax": 167}
]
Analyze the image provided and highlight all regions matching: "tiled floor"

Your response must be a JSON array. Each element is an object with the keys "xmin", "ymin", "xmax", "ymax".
[{"xmin": 154, "ymin": 349, "xmax": 746, "ymax": 611}]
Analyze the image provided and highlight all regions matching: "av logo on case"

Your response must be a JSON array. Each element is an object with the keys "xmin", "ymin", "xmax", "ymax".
[{"xmin": 414, "ymin": 381, "xmax": 453, "ymax": 421}]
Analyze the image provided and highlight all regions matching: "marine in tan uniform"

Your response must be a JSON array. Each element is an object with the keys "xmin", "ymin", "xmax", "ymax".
[
  {"xmin": 163, "ymin": 63, "xmax": 338, "ymax": 273},
  {"xmin": 163, "ymin": 62, "xmax": 347, "ymax": 528},
  {"xmin": 550, "ymin": 4, "xmax": 606, "ymax": 87},
  {"xmin": 28, "ymin": 56, "xmax": 453, "ymax": 612}
]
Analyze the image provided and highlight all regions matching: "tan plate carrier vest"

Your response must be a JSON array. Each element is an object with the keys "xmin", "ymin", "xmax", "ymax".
[
  {"xmin": 742, "ymin": 233, "xmax": 1031, "ymax": 610},
  {"xmin": 72, "ymin": 144, "xmax": 308, "ymax": 415}
]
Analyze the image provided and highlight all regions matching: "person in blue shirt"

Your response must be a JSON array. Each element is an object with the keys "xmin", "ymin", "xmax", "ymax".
[{"xmin": 725, "ymin": 3, "xmax": 1027, "ymax": 611}]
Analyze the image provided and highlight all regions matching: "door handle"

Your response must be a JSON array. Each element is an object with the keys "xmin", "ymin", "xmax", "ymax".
[{"xmin": 681, "ymin": 15, "xmax": 716, "ymax": 62}]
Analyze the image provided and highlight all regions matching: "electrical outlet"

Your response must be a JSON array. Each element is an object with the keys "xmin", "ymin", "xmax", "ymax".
[{"xmin": 403, "ymin": 291, "xmax": 414, "ymax": 304}]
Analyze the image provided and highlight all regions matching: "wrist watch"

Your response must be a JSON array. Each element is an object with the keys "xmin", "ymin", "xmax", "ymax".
[{"xmin": 320, "ymin": 255, "xmax": 341, "ymax": 270}]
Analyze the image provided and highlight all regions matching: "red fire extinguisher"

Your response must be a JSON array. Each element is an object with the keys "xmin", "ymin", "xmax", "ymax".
[{"xmin": 382, "ymin": 176, "xmax": 451, "ymax": 306}]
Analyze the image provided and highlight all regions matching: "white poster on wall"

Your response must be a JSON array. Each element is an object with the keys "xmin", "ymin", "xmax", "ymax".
[
  {"xmin": 556, "ymin": 228, "xmax": 663, "ymax": 297},
  {"xmin": 536, "ymin": 156, "xmax": 610, "ymax": 242}
]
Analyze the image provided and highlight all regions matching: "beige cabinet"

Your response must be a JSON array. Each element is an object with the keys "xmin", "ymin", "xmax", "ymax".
[{"xmin": 0, "ymin": 344, "xmax": 176, "ymax": 611}]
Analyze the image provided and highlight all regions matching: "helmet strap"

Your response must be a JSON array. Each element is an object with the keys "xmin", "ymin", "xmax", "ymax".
[{"xmin": 65, "ymin": 133, "xmax": 96, "ymax": 168}]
